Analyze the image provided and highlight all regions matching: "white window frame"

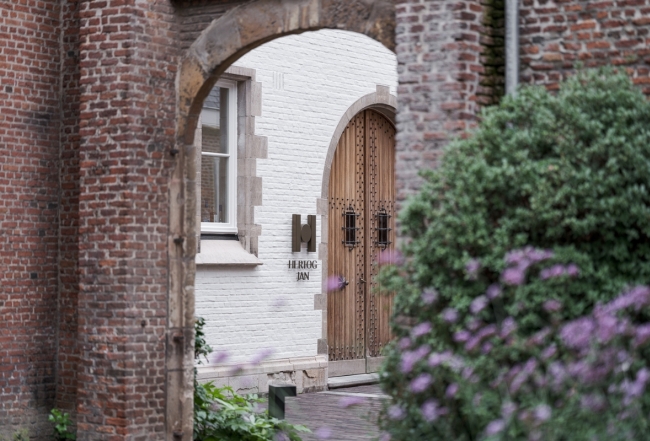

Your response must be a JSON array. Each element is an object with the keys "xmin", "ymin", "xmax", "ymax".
[{"xmin": 200, "ymin": 79, "xmax": 238, "ymax": 234}]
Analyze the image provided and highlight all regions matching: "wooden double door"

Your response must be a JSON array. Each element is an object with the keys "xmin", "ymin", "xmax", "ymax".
[{"xmin": 327, "ymin": 109, "xmax": 396, "ymax": 376}]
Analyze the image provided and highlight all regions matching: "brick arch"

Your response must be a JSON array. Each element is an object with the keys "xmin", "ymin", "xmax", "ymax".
[{"xmin": 168, "ymin": 1, "xmax": 395, "ymax": 437}]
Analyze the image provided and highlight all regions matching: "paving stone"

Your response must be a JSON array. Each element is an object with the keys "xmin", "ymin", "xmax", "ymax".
[{"xmin": 285, "ymin": 385, "xmax": 387, "ymax": 441}]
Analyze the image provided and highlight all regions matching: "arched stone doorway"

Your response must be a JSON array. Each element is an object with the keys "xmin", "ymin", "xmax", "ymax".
[{"xmin": 168, "ymin": 1, "xmax": 396, "ymax": 438}]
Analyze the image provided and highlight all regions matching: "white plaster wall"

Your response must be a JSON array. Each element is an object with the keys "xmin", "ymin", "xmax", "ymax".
[{"xmin": 195, "ymin": 30, "xmax": 397, "ymax": 364}]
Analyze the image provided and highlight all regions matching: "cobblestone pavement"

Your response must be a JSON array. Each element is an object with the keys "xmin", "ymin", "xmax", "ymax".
[{"xmin": 285, "ymin": 385, "xmax": 388, "ymax": 441}]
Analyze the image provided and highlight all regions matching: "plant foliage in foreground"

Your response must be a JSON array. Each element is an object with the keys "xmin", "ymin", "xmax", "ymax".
[
  {"xmin": 49, "ymin": 409, "xmax": 76, "ymax": 440},
  {"xmin": 378, "ymin": 69, "xmax": 650, "ymax": 440},
  {"xmin": 193, "ymin": 318, "xmax": 309, "ymax": 441}
]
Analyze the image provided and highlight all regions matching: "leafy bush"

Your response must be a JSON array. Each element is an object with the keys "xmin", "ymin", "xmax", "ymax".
[
  {"xmin": 383, "ymin": 250, "xmax": 650, "ymax": 440},
  {"xmin": 49, "ymin": 409, "xmax": 75, "ymax": 440},
  {"xmin": 386, "ymin": 68, "xmax": 650, "ymax": 327},
  {"xmin": 378, "ymin": 69, "xmax": 650, "ymax": 440},
  {"xmin": 193, "ymin": 318, "xmax": 309, "ymax": 441},
  {"xmin": 194, "ymin": 383, "xmax": 309, "ymax": 441}
]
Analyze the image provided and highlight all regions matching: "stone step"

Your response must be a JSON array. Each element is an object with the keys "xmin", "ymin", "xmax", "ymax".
[{"xmin": 327, "ymin": 373, "xmax": 379, "ymax": 389}]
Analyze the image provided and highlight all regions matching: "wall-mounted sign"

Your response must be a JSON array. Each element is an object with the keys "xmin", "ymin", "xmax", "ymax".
[
  {"xmin": 292, "ymin": 214, "xmax": 316, "ymax": 252},
  {"xmin": 289, "ymin": 260, "xmax": 318, "ymax": 281}
]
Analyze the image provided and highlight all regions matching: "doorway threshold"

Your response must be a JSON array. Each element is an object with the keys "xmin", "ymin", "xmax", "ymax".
[{"xmin": 327, "ymin": 373, "xmax": 379, "ymax": 389}]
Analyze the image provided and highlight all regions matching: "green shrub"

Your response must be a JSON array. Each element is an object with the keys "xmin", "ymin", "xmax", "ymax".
[
  {"xmin": 49, "ymin": 409, "xmax": 75, "ymax": 440},
  {"xmin": 193, "ymin": 318, "xmax": 309, "ymax": 441},
  {"xmin": 194, "ymin": 383, "xmax": 309, "ymax": 441},
  {"xmin": 378, "ymin": 69, "xmax": 650, "ymax": 440}
]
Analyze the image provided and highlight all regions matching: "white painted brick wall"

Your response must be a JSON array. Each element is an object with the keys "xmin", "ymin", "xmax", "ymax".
[{"xmin": 196, "ymin": 30, "xmax": 397, "ymax": 364}]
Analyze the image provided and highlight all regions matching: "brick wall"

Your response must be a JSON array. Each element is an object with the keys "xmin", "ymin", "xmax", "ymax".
[
  {"xmin": 520, "ymin": 0, "xmax": 650, "ymax": 95},
  {"xmin": 74, "ymin": 0, "xmax": 177, "ymax": 438},
  {"xmin": 57, "ymin": 0, "xmax": 81, "ymax": 415},
  {"xmin": 0, "ymin": 1, "xmax": 62, "ymax": 436},
  {"xmin": 195, "ymin": 29, "xmax": 397, "ymax": 365},
  {"xmin": 394, "ymin": 0, "xmax": 489, "ymax": 201}
]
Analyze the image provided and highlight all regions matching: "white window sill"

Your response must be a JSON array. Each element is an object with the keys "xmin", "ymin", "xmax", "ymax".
[{"xmin": 196, "ymin": 240, "xmax": 263, "ymax": 266}]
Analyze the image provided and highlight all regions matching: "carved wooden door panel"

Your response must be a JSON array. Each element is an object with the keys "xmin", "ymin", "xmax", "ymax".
[
  {"xmin": 364, "ymin": 110, "xmax": 395, "ymax": 365},
  {"xmin": 328, "ymin": 109, "xmax": 395, "ymax": 376}
]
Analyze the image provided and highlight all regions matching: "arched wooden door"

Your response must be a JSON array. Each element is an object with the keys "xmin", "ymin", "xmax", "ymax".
[{"xmin": 327, "ymin": 109, "xmax": 396, "ymax": 377}]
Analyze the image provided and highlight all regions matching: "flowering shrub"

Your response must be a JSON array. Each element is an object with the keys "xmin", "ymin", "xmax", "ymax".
[
  {"xmin": 378, "ymin": 70, "xmax": 650, "ymax": 440},
  {"xmin": 381, "ymin": 251, "xmax": 650, "ymax": 440}
]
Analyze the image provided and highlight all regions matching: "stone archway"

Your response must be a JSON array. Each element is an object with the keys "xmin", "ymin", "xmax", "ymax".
[{"xmin": 168, "ymin": 1, "xmax": 395, "ymax": 438}]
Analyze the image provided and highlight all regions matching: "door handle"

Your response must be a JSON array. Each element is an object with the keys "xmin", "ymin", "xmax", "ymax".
[{"xmin": 360, "ymin": 278, "xmax": 366, "ymax": 284}]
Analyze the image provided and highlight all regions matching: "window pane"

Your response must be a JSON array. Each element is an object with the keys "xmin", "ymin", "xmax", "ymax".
[
  {"xmin": 201, "ymin": 156, "xmax": 229, "ymax": 223},
  {"xmin": 201, "ymin": 86, "xmax": 230, "ymax": 154}
]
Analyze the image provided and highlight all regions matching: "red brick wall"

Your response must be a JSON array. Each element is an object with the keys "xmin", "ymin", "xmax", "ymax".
[
  {"xmin": 394, "ymin": 0, "xmax": 489, "ymax": 201},
  {"xmin": 0, "ymin": 1, "xmax": 62, "ymax": 437},
  {"xmin": 520, "ymin": 0, "xmax": 650, "ymax": 95},
  {"xmin": 75, "ymin": 0, "xmax": 177, "ymax": 437},
  {"xmin": 57, "ymin": 0, "xmax": 81, "ymax": 415}
]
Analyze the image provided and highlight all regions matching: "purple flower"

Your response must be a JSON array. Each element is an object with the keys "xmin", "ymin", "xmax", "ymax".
[
  {"xmin": 528, "ymin": 248, "xmax": 554, "ymax": 263},
  {"xmin": 446, "ymin": 383, "xmax": 459, "ymax": 398},
  {"xmin": 580, "ymin": 393, "xmax": 606, "ymax": 412},
  {"xmin": 410, "ymin": 373, "xmax": 432, "ymax": 393},
  {"xmin": 505, "ymin": 249, "xmax": 527, "ymax": 266},
  {"xmin": 398, "ymin": 337, "xmax": 412, "ymax": 350},
  {"xmin": 529, "ymin": 327, "xmax": 550, "ymax": 346},
  {"xmin": 442, "ymin": 308, "xmax": 459, "ymax": 323},
  {"xmin": 603, "ymin": 285, "xmax": 650, "ymax": 314},
  {"xmin": 486, "ymin": 284, "xmax": 502, "ymax": 300},
  {"xmin": 339, "ymin": 396, "xmax": 366, "ymax": 408},
  {"xmin": 428, "ymin": 351, "xmax": 451, "ymax": 367},
  {"xmin": 421, "ymin": 399, "xmax": 440, "ymax": 422},
  {"xmin": 533, "ymin": 404, "xmax": 551, "ymax": 422},
  {"xmin": 501, "ymin": 401, "xmax": 517, "ymax": 419},
  {"xmin": 543, "ymin": 299, "xmax": 562, "ymax": 313},
  {"xmin": 501, "ymin": 317, "xmax": 517, "ymax": 338},
  {"xmin": 541, "ymin": 344, "xmax": 557, "ymax": 360},
  {"xmin": 561, "ymin": 317, "xmax": 595, "ymax": 350},
  {"xmin": 387, "ymin": 405, "xmax": 405, "ymax": 420},
  {"xmin": 485, "ymin": 419, "xmax": 505, "ymax": 436},
  {"xmin": 634, "ymin": 324, "xmax": 650, "ymax": 347},
  {"xmin": 209, "ymin": 351, "xmax": 230, "ymax": 364},
  {"xmin": 453, "ymin": 330, "xmax": 471, "ymax": 343},
  {"xmin": 314, "ymin": 426, "xmax": 332, "ymax": 440},
  {"xmin": 250, "ymin": 348, "xmax": 274, "ymax": 365},
  {"xmin": 462, "ymin": 366, "xmax": 475, "ymax": 381},
  {"xmin": 540, "ymin": 264, "xmax": 566, "ymax": 280},
  {"xmin": 411, "ymin": 322, "xmax": 432, "ymax": 339},
  {"xmin": 465, "ymin": 258, "xmax": 480, "ymax": 279},
  {"xmin": 595, "ymin": 313, "xmax": 618, "ymax": 344},
  {"xmin": 470, "ymin": 295, "xmax": 488, "ymax": 314},
  {"xmin": 481, "ymin": 342, "xmax": 493, "ymax": 354},
  {"xmin": 502, "ymin": 267, "xmax": 525, "ymax": 286},
  {"xmin": 466, "ymin": 324, "xmax": 497, "ymax": 351},
  {"xmin": 400, "ymin": 345, "xmax": 431, "ymax": 373},
  {"xmin": 421, "ymin": 288, "xmax": 438, "ymax": 305},
  {"xmin": 326, "ymin": 275, "xmax": 342, "ymax": 292},
  {"xmin": 566, "ymin": 263, "xmax": 580, "ymax": 277}
]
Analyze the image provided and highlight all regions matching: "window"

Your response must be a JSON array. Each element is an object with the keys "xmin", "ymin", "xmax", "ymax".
[{"xmin": 200, "ymin": 80, "xmax": 238, "ymax": 234}]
